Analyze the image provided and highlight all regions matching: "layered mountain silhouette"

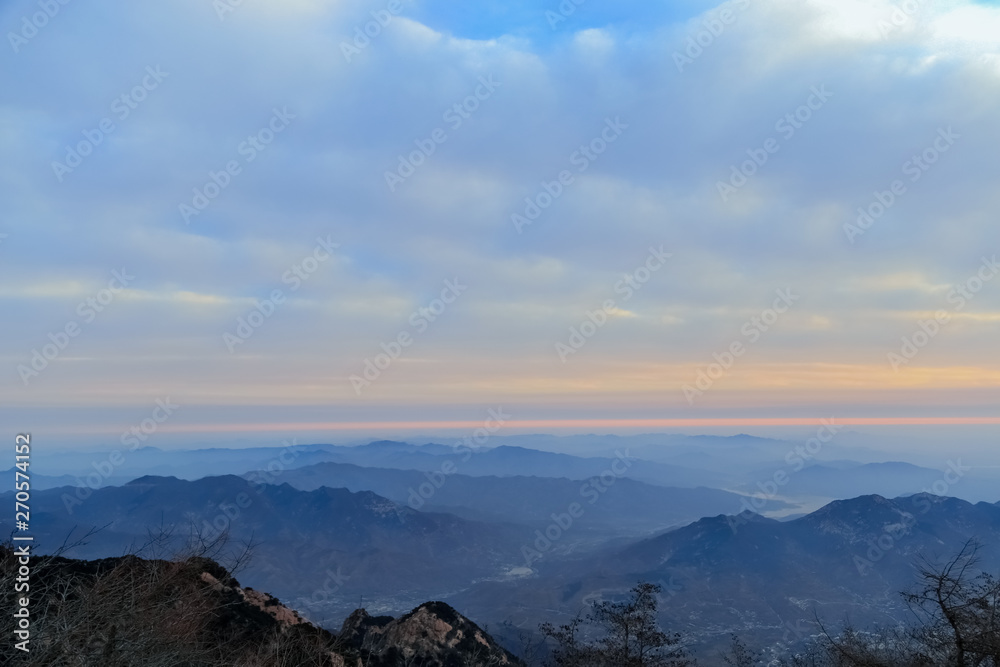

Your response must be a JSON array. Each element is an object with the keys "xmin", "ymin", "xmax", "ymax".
[
  {"xmin": 247, "ymin": 460, "xmax": 785, "ymax": 536},
  {"xmin": 2, "ymin": 475, "xmax": 532, "ymax": 623},
  {"xmin": 27, "ymin": 438, "xmax": 1000, "ymax": 505},
  {"xmin": 313, "ymin": 443, "xmax": 729, "ymax": 489},
  {"xmin": 451, "ymin": 493, "xmax": 1000, "ymax": 657},
  {"xmin": 6, "ymin": 464, "xmax": 999, "ymax": 661}
]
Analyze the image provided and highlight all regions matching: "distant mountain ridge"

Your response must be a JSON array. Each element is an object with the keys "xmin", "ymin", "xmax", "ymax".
[
  {"xmin": 27, "ymin": 437, "xmax": 1000, "ymax": 505},
  {"xmin": 0, "ymin": 474, "xmax": 532, "ymax": 625},
  {"xmin": 450, "ymin": 492, "xmax": 1000, "ymax": 658},
  {"xmin": 245, "ymin": 459, "xmax": 788, "ymax": 536}
]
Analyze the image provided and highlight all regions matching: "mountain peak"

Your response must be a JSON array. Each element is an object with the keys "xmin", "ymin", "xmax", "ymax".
[
  {"xmin": 12, "ymin": 547, "xmax": 520, "ymax": 667},
  {"xmin": 342, "ymin": 599, "xmax": 521, "ymax": 666},
  {"xmin": 125, "ymin": 475, "xmax": 181, "ymax": 485},
  {"xmin": 366, "ymin": 440, "xmax": 414, "ymax": 449}
]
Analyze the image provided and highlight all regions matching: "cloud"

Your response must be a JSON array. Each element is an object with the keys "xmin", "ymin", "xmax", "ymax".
[{"xmin": 2, "ymin": 0, "xmax": 998, "ymax": 432}]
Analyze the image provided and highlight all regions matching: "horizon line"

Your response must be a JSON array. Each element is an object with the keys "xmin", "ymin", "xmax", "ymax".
[{"xmin": 90, "ymin": 416, "xmax": 1000, "ymax": 434}]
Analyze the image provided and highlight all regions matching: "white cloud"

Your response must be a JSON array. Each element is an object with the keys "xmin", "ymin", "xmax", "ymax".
[{"xmin": 2, "ymin": 0, "xmax": 999, "ymax": 418}]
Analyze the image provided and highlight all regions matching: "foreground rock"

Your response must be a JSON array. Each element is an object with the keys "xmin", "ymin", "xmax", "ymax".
[{"xmin": 0, "ymin": 547, "xmax": 521, "ymax": 666}]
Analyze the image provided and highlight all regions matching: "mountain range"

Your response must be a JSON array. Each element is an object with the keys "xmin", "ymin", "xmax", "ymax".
[
  {"xmin": 8, "ymin": 437, "xmax": 1000, "ymax": 662},
  {"xmin": 247, "ymin": 460, "xmax": 785, "ymax": 537},
  {"xmin": 451, "ymin": 492, "xmax": 1000, "ymax": 658},
  {"xmin": 2, "ymin": 475, "xmax": 531, "ymax": 623}
]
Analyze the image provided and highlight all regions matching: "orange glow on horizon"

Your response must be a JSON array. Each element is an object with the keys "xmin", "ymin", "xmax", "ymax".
[{"xmin": 123, "ymin": 416, "xmax": 1000, "ymax": 434}]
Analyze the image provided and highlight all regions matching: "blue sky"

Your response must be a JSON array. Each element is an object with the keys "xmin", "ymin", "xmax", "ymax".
[{"xmin": 2, "ymin": 0, "xmax": 1000, "ymax": 444}]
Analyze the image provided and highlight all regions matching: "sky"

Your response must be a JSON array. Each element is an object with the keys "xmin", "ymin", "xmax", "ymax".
[{"xmin": 2, "ymin": 0, "xmax": 999, "ymax": 446}]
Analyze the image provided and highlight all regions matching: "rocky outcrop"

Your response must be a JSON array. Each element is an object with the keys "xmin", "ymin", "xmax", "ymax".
[
  {"xmin": 341, "ymin": 601, "xmax": 521, "ymax": 666},
  {"xmin": 0, "ymin": 548, "xmax": 521, "ymax": 666}
]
